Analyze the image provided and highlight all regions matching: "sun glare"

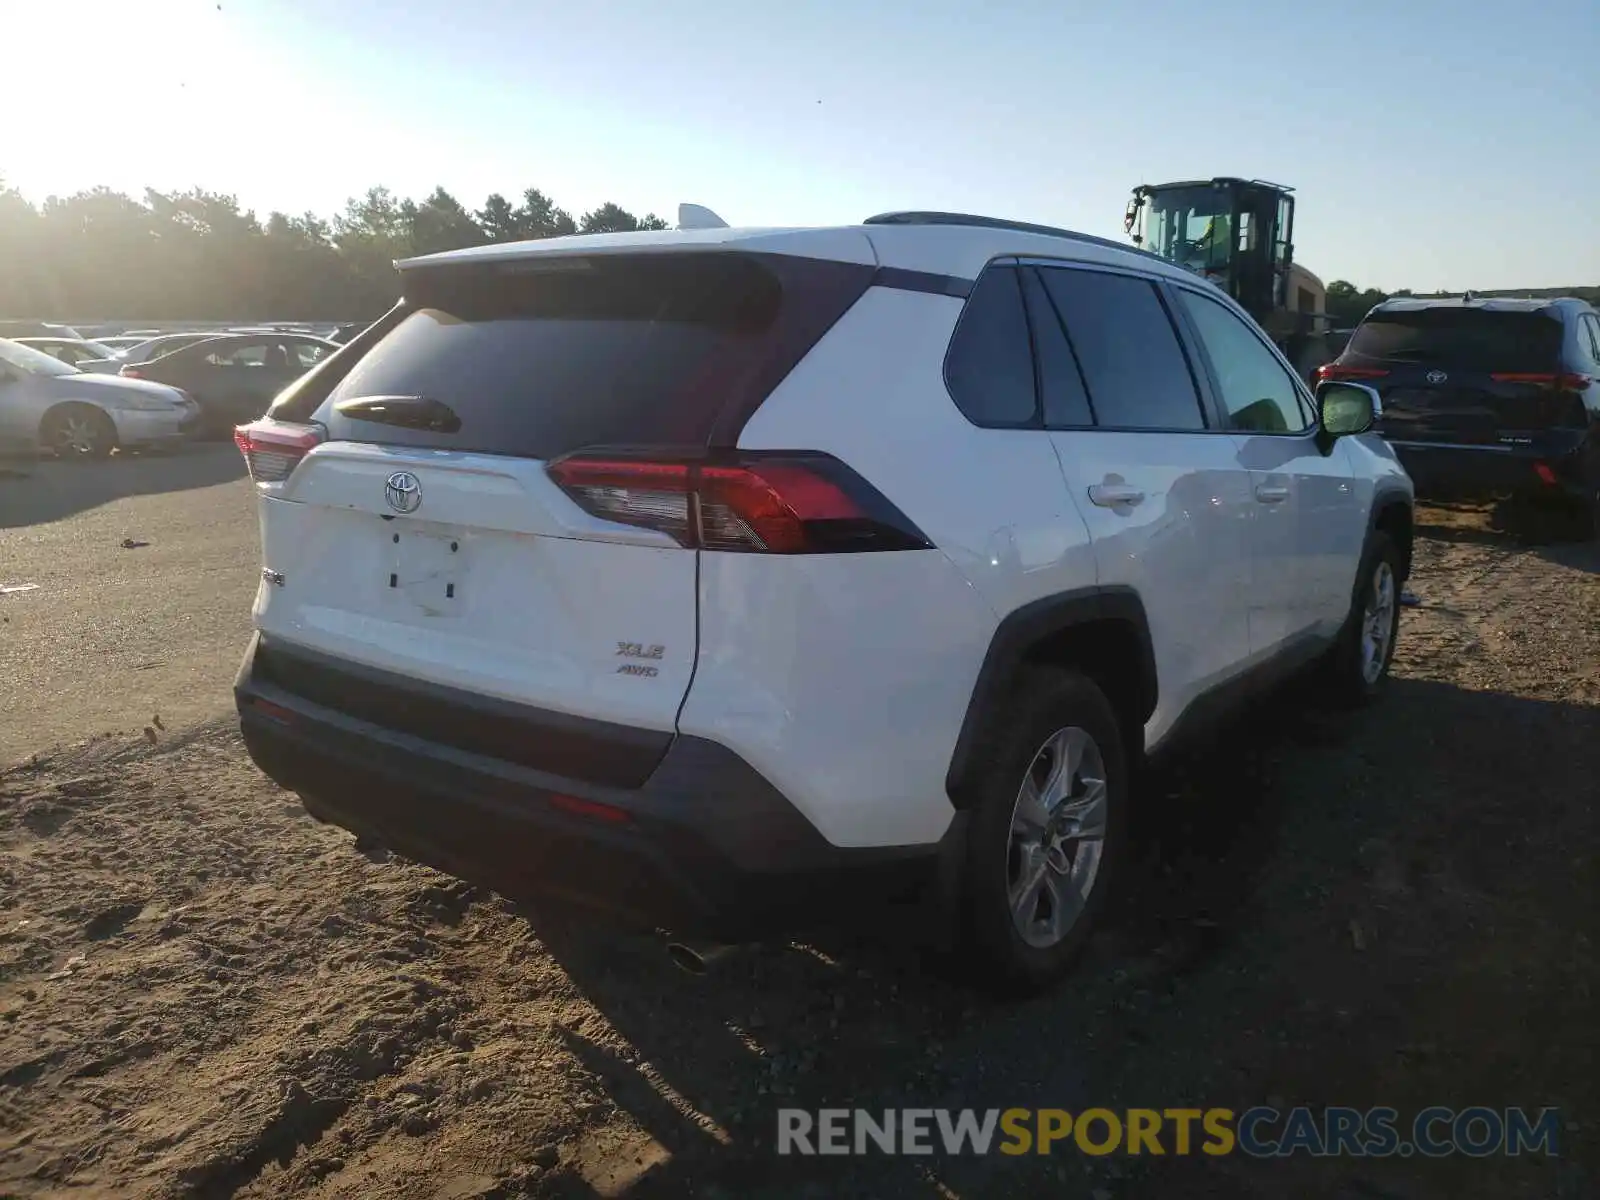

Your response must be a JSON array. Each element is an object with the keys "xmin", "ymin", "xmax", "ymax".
[{"xmin": 0, "ymin": 0, "xmax": 309, "ymax": 201}]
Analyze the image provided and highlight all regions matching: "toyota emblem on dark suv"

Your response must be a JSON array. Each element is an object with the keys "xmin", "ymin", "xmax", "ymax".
[
  {"xmin": 1427, "ymin": 369, "xmax": 1449, "ymax": 384},
  {"xmin": 384, "ymin": 471, "xmax": 422, "ymax": 513}
]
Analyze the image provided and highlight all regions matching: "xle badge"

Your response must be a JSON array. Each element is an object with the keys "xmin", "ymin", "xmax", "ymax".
[{"xmin": 616, "ymin": 641, "xmax": 665, "ymax": 678}]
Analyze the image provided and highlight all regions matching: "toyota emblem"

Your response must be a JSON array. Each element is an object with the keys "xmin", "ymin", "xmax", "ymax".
[
  {"xmin": 1426, "ymin": 369, "xmax": 1448, "ymax": 385},
  {"xmin": 384, "ymin": 471, "xmax": 422, "ymax": 514}
]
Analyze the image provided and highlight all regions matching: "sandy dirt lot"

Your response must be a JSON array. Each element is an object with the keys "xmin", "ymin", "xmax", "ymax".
[{"xmin": 1, "ymin": 458, "xmax": 1596, "ymax": 1199}]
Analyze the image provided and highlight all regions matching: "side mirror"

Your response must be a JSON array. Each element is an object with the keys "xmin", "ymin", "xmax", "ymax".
[{"xmin": 1316, "ymin": 381, "xmax": 1379, "ymax": 438}]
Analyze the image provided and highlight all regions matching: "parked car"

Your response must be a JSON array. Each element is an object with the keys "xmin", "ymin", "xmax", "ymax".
[
  {"xmin": 14, "ymin": 336, "xmax": 124, "ymax": 368},
  {"xmin": 230, "ymin": 212, "xmax": 1413, "ymax": 992},
  {"xmin": 0, "ymin": 321, "xmax": 86, "ymax": 340},
  {"xmin": 88, "ymin": 332, "xmax": 227, "ymax": 372},
  {"xmin": 0, "ymin": 337, "xmax": 198, "ymax": 458},
  {"xmin": 1321, "ymin": 296, "xmax": 1600, "ymax": 536},
  {"xmin": 91, "ymin": 335, "xmax": 154, "ymax": 355},
  {"xmin": 121, "ymin": 332, "xmax": 338, "ymax": 436}
]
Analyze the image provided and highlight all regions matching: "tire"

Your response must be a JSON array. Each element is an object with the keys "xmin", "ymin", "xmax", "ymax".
[
  {"xmin": 40, "ymin": 404, "xmax": 117, "ymax": 460},
  {"xmin": 955, "ymin": 669, "xmax": 1129, "ymax": 995},
  {"xmin": 1573, "ymin": 480, "xmax": 1600, "ymax": 542},
  {"xmin": 1325, "ymin": 531, "xmax": 1402, "ymax": 705}
]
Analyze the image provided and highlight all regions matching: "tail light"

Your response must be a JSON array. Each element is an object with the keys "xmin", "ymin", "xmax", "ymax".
[
  {"xmin": 547, "ymin": 451, "xmax": 932, "ymax": 554},
  {"xmin": 118, "ymin": 365, "xmax": 144, "ymax": 379},
  {"xmin": 1490, "ymin": 372, "xmax": 1592, "ymax": 390},
  {"xmin": 234, "ymin": 418, "xmax": 324, "ymax": 483},
  {"xmin": 1315, "ymin": 364, "xmax": 1390, "ymax": 383}
]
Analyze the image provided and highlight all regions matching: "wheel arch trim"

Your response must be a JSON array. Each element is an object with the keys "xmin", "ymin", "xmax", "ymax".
[
  {"xmin": 944, "ymin": 585, "xmax": 1157, "ymax": 808},
  {"xmin": 1366, "ymin": 486, "xmax": 1415, "ymax": 579}
]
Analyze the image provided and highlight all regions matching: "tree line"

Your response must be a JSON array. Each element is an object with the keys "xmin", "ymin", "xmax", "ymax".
[
  {"xmin": 0, "ymin": 178, "xmax": 667, "ymax": 322},
  {"xmin": 2, "ymin": 175, "xmax": 1591, "ymax": 325}
]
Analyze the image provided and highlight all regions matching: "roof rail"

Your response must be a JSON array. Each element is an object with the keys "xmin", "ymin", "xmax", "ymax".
[{"xmin": 862, "ymin": 211, "xmax": 1172, "ymax": 265}]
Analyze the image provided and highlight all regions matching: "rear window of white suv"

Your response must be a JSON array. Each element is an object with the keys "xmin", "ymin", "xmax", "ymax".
[{"xmin": 316, "ymin": 253, "xmax": 873, "ymax": 459}]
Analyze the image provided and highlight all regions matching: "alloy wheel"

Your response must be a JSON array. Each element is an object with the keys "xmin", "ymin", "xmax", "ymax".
[
  {"xmin": 1006, "ymin": 725, "xmax": 1107, "ymax": 949},
  {"xmin": 1361, "ymin": 559, "xmax": 1396, "ymax": 684},
  {"xmin": 51, "ymin": 412, "xmax": 107, "ymax": 456}
]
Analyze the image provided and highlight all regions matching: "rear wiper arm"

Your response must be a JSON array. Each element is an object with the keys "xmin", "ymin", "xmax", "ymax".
[{"xmin": 333, "ymin": 394, "xmax": 462, "ymax": 433}]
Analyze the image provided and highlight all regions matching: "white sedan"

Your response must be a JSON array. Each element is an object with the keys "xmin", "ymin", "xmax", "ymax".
[
  {"xmin": 13, "ymin": 336, "xmax": 125, "ymax": 369},
  {"xmin": 0, "ymin": 338, "xmax": 198, "ymax": 458}
]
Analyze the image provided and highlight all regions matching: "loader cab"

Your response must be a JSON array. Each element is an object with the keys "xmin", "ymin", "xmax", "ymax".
[{"xmin": 1125, "ymin": 177, "xmax": 1295, "ymax": 326}]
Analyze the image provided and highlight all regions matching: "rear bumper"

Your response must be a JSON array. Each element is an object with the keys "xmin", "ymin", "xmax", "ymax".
[
  {"xmin": 234, "ymin": 633, "xmax": 943, "ymax": 940},
  {"xmin": 1386, "ymin": 437, "xmax": 1593, "ymax": 498}
]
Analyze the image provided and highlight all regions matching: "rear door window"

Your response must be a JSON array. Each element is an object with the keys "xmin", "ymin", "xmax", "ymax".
[
  {"xmin": 289, "ymin": 340, "xmax": 332, "ymax": 369},
  {"xmin": 1345, "ymin": 309, "xmax": 1563, "ymax": 372},
  {"xmin": 207, "ymin": 340, "xmax": 272, "ymax": 367},
  {"xmin": 318, "ymin": 253, "xmax": 872, "ymax": 459},
  {"xmin": 1036, "ymin": 267, "xmax": 1206, "ymax": 430}
]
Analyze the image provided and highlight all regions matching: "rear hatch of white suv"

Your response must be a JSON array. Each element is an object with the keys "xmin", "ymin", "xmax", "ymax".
[{"xmin": 235, "ymin": 239, "xmax": 883, "ymax": 789}]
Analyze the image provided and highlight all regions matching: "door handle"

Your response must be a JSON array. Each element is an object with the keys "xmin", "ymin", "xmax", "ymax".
[
  {"xmin": 1254, "ymin": 484, "xmax": 1290, "ymax": 504},
  {"xmin": 1087, "ymin": 483, "xmax": 1146, "ymax": 508}
]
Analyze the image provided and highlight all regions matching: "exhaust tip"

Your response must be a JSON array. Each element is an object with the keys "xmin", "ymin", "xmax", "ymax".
[{"xmin": 666, "ymin": 942, "xmax": 709, "ymax": 975}]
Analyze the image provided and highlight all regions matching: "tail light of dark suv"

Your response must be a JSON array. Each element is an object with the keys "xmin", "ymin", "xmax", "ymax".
[{"xmin": 547, "ymin": 451, "xmax": 933, "ymax": 554}]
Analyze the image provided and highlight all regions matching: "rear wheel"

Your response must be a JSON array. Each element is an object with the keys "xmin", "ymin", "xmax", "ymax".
[
  {"xmin": 41, "ymin": 404, "xmax": 117, "ymax": 459},
  {"xmin": 1574, "ymin": 478, "xmax": 1600, "ymax": 542},
  {"xmin": 956, "ymin": 669, "xmax": 1128, "ymax": 994}
]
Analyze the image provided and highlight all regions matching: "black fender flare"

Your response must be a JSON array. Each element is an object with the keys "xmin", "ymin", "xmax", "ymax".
[
  {"xmin": 944, "ymin": 585, "xmax": 1157, "ymax": 807},
  {"xmin": 1366, "ymin": 485, "xmax": 1415, "ymax": 579}
]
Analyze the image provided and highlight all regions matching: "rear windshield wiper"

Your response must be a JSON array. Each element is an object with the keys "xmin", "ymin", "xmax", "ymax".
[{"xmin": 333, "ymin": 394, "xmax": 462, "ymax": 433}]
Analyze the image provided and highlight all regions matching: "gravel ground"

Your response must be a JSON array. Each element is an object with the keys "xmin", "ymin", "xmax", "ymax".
[{"xmin": 0, "ymin": 461, "xmax": 1596, "ymax": 1199}]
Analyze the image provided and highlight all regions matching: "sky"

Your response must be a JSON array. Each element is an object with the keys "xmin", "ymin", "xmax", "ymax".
[{"xmin": 2, "ymin": 0, "xmax": 1596, "ymax": 290}]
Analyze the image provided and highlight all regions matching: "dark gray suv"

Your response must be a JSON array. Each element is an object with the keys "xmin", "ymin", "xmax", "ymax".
[{"xmin": 1319, "ymin": 295, "xmax": 1600, "ymax": 537}]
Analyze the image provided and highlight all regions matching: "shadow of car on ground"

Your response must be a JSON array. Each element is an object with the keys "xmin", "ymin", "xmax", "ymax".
[
  {"xmin": 0, "ymin": 443, "xmax": 245, "ymax": 529},
  {"xmin": 511, "ymin": 668, "xmax": 1597, "ymax": 1199},
  {"xmin": 1415, "ymin": 497, "xmax": 1597, "ymax": 573}
]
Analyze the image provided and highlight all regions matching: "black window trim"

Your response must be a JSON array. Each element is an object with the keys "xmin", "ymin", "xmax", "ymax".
[
  {"xmin": 1011, "ymin": 256, "xmax": 1218, "ymax": 436},
  {"xmin": 1019, "ymin": 264, "xmax": 1099, "ymax": 427},
  {"xmin": 1166, "ymin": 279, "xmax": 1322, "ymax": 439}
]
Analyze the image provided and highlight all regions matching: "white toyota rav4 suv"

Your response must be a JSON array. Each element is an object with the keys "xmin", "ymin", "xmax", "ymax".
[{"xmin": 233, "ymin": 211, "xmax": 1413, "ymax": 992}]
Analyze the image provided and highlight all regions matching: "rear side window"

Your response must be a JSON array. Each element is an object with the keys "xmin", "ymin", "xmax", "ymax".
[
  {"xmin": 291, "ymin": 341, "xmax": 331, "ymax": 369},
  {"xmin": 1037, "ymin": 267, "xmax": 1206, "ymax": 430},
  {"xmin": 1346, "ymin": 308, "xmax": 1564, "ymax": 372},
  {"xmin": 318, "ymin": 253, "xmax": 873, "ymax": 459},
  {"xmin": 944, "ymin": 265, "xmax": 1037, "ymax": 426},
  {"xmin": 1580, "ymin": 314, "xmax": 1600, "ymax": 365}
]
